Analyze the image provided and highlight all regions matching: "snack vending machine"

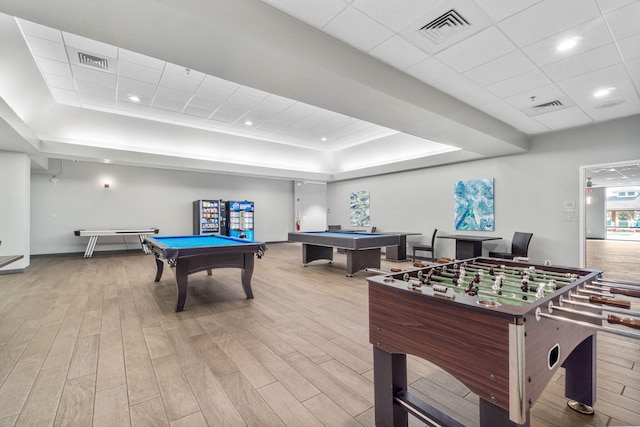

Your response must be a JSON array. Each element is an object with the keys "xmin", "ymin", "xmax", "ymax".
[
  {"xmin": 224, "ymin": 200, "xmax": 254, "ymax": 240},
  {"xmin": 193, "ymin": 199, "xmax": 220, "ymax": 235}
]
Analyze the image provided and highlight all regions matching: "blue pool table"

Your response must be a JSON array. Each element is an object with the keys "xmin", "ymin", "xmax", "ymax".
[
  {"xmin": 144, "ymin": 235, "xmax": 266, "ymax": 312},
  {"xmin": 288, "ymin": 231, "xmax": 400, "ymax": 276}
]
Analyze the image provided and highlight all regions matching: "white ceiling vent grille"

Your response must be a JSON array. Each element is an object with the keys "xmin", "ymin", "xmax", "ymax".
[
  {"xmin": 521, "ymin": 97, "xmax": 574, "ymax": 117},
  {"xmin": 399, "ymin": 0, "xmax": 493, "ymax": 55},
  {"xmin": 77, "ymin": 52, "xmax": 109, "ymax": 70},
  {"xmin": 419, "ymin": 10, "xmax": 470, "ymax": 44}
]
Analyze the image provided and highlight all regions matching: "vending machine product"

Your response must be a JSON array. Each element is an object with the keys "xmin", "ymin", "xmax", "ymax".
[
  {"xmin": 224, "ymin": 200, "xmax": 254, "ymax": 240},
  {"xmin": 193, "ymin": 200, "xmax": 221, "ymax": 235}
]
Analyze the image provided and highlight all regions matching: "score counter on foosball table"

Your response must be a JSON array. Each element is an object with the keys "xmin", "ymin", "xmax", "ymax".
[{"xmin": 368, "ymin": 257, "xmax": 640, "ymax": 427}]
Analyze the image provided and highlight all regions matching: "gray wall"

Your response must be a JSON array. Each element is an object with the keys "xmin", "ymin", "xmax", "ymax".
[
  {"xmin": 30, "ymin": 161, "xmax": 294, "ymax": 255},
  {"xmin": 327, "ymin": 115, "xmax": 640, "ymax": 267},
  {"xmin": 294, "ymin": 181, "xmax": 327, "ymax": 232}
]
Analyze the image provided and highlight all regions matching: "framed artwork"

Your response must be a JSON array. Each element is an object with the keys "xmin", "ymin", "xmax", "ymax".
[
  {"xmin": 455, "ymin": 178, "xmax": 494, "ymax": 231},
  {"xmin": 350, "ymin": 190, "xmax": 370, "ymax": 226}
]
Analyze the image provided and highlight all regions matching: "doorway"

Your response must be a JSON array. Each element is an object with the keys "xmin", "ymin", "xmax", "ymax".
[{"xmin": 581, "ymin": 161, "xmax": 640, "ymax": 279}]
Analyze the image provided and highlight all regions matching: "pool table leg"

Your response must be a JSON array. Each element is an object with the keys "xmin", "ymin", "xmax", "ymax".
[
  {"xmin": 154, "ymin": 257, "xmax": 164, "ymax": 282},
  {"xmin": 175, "ymin": 265, "xmax": 189, "ymax": 312},
  {"xmin": 241, "ymin": 253, "xmax": 255, "ymax": 299}
]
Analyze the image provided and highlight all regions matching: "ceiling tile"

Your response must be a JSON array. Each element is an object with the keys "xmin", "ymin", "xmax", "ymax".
[
  {"xmin": 117, "ymin": 77, "xmax": 158, "ymax": 99},
  {"xmin": 226, "ymin": 92, "xmax": 263, "ymax": 108},
  {"xmin": 617, "ymin": 33, "xmax": 640, "ymax": 61},
  {"xmin": 118, "ymin": 60, "xmax": 162, "ymax": 85},
  {"xmin": 453, "ymin": 87, "xmax": 500, "ymax": 107},
  {"xmin": 435, "ymin": 26, "xmax": 517, "ymax": 72},
  {"xmin": 503, "ymin": 83, "xmax": 567, "ymax": 108},
  {"xmin": 154, "ymin": 86, "xmax": 192, "ymax": 104},
  {"xmin": 43, "ymin": 73, "xmax": 75, "ymax": 91},
  {"xmin": 627, "ymin": 57, "xmax": 640, "ymax": 78},
  {"xmin": 75, "ymin": 80, "xmax": 116, "ymax": 99},
  {"xmin": 16, "ymin": 18, "xmax": 62, "ymax": 42},
  {"xmin": 605, "ymin": 1, "xmax": 640, "ymax": 40},
  {"xmin": 62, "ymin": 32, "xmax": 118, "ymax": 58},
  {"xmin": 463, "ymin": 50, "xmax": 537, "ymax": 86},
  {"xmin": 555, "ymin": 64, "xmax": 630, "ymax": 98},
  {"xmin": 165, "ymin": 62, "xmax": 206, "ymax": 82},
  {"xmin": 498, "ymin": 0, "xmax": 602, "ymax": 47},
  {"xmin": 49, "ymin": 87, "xmax": 79, "ymax": 104},
  {"xmin": 37, "ymin": 57, "xmax": 72, "ymax": 78},
  {"xmin": 26, "ymin": 35, "xmax": 67, "ymax": 62},
  {"xmin": 322, "ymin": 6, "xmax": 393, "ymax": 52},
  {"xmin": 436, "ymin": 74, "xmax": 481, "ymax": 96},
  {"xmin": 79, "ymin": 94, "xmax": 116, "ymax": 109},
  {"xmin": 474, "ymin": 0, "xmax": 543, "ymax": 22},
  {"xmin": 182, "ymin": 105, "xmax": 214, "ymax": 119},
  {"xmin": 263, "ymin": 0, "xmax": 347, "ymax": 27},
  {"xmin": 151, "ymin": 98, "xmax": 185, "ymax": 113},
  {"xmin": 542, "ymin": 44, "xmax": 622, "ymax": 82},
  {"xmin": 351, "ymin": 0, "xmax": 440, "ymax": 32},
  {"xmin": 195, "ymin": 84, "xmax": 235, "ymax": 102},
  {"xmin": 597, "ymin": 0, "xmax": 638, "ymax": 13},
  {"xmin": 71, "ymin": 65, "xmax": 117, "ymax": 88},
  {"xmin": 236, "ymin": 85, "xmax": 270, "ymax": 99},
  {"xmin": 582, "ymin": 94, "xmax": 640, "ymax": 122},
  {"xmin": 405, "ymin": 57, "xmax": 458, "ymax": 85},
  {"xmin": 202, "ymin": 75, "xmax": 241, "ymax": 91},
  {"xmin": 117, "ymin": 90, "xmax": 152, "ymax": 106},
  {"xmin": 486, "ymin": 68, "xmax": 552, "ymax": 98},
  {"xmin": 532, "ymin": 106, "xmax": 593, "ymax": 129},
  {"xmin": 116, "ymin": 100, "xmax": 151, "ymax": 114},
  {"xmin": 482, "ymin": 99, "xmax": 551, "ymax": 132},
  {"xmin": 369, "ymin": 35, "xmax": 429, "ymax": 70},
  {"xmin": 521, "ymin": 18, "xmax": 613, "ymax": 67},
  {"xmin": 118, "ymin": 48, "xmax": 165, "ymax": 70},
  {"xmin": 187, "ymin": 95, "xmax": 222, "ymax": 111},
  {"xmin": 159, "ymin": 72, "xmax": 200, "ymax": 93}
]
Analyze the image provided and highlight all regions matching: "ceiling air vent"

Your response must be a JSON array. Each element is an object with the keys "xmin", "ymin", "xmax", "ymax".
[
  {"xmin": 521, "ymin": 97, "xmax": 574, "ymax": 117},
  {"xmin": 77, "ymin": 52, "xmax": 109, "ymax": 70},
  {"xmin": 419, "ymin": 9, "xmax": 470, "ymax": 44}
]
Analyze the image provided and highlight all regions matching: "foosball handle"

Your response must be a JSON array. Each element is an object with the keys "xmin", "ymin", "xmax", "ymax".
[
  {"xmin": 610, "ymin": 287, "xmax": 640, "ymax": 298},
  {"xmin": 589, "ymin": 296, "xmax": 631, "ymax": 309},
  {"xmin": 607, "ymin": 315, "xmax": 640, "ymax": 330}
]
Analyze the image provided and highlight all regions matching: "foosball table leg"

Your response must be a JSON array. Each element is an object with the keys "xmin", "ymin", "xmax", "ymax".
[
  {"xmin": 373, "ymin": 347, "xmax": 408, "ymax": 427},
  {"xmin": 479, "ymin": 398, "xmax": 530, "ymax": 427},
  {"xmin": 563, "ymin": 334, "xmax": 597, "ymax": 414}
]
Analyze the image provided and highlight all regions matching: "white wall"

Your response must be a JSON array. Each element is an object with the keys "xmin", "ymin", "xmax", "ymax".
[
  {"xmin": 0, "ymin": 152, "xmax": 30, "ymax": 270},
  {"xmin": 328, "ymin": 115, "xmax": 640, "ymax": 267},
  {"xmin": 30, "ymin": 161, "xmax": 294, "ymax": 255},
  {"xmin": 294, "ymin": 181, "xmax": 327, "ymax": 231}
]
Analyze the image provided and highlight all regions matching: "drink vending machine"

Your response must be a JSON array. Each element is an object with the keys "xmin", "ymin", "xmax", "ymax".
[
  {"xmin": 223, "ymin": 200, "xmax": 254, "ymax": 240},
  {"xmin": 193, "ymin": 200, "xmax": 220, "ymax": 234}
]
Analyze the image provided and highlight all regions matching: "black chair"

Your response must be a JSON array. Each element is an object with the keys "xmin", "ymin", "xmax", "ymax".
[
  {"xmin": 412, "ymin": 229, "xmax": 437, "ymax": 262},
  {"xmin": 489, "ymin": 232, "xmax": 533, "ymax": 259}
]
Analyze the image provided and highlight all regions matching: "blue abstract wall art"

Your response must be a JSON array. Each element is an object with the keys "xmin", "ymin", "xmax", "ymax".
[
  {"xmin": 350, "ymin": 190, "xmax": 370, "ymax": 226},
  {"xmin": 454, "ymin": 179, "xmax": 494, "ymax": 231}
]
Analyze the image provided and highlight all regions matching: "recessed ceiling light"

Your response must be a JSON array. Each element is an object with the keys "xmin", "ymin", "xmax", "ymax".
[
  {"xmin": 128, "ymin": 95, "xmax": 140, "ymax": 103},
  {"xmin": 557, "ymin": 37, "xmax": 581, "ymax": 51},
  {"xmin": 593, "ymin": 88, "xmax": 613, "ymax": 98},
  {"xmin": 321, "ymin": 137, "xmax": 327, "ymax": 141},
  {"xmin": 244, "ymin": 120, "xmax": 253, "ymax": 126}
]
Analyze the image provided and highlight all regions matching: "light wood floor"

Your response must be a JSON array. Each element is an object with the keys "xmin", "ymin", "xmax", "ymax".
[{"xmin": 0, "ymin": 242, "xmax": 638, "ymax": 427}]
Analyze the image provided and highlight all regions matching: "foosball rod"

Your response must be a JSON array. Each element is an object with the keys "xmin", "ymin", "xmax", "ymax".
[
  {"xmin": 560, "ymin": 296, "xmax": 640, "ymax": 318},
  {"xmin": 584, "ymin": 284, "xmax": 640, "ymax": 298},
  {"xmin": 567, "ymin": 291, "xmax": 631, "ymax": 309},
  {"xmin": 458, "ymin": 265, "xmax": 567, "ymax": 288},
  {"xmin": 413, "ymin": 274, "xmax": 535, "ymax": 302},
  {"xmin": 471, "ymin": 261, "xmax": 579, "ymax": 281},
  {"xmin": 433, "ymin": 270, "xmax": 544, "ymax": 298},
  {"xmin": 596, "ymin": 278, "xmax": 640, "ymax": 287},
  {"xmin": 535, "ymin": 308, "xmax": 640, "ymax": 340},
  {"xmin": 405, "ymin": 277, "xmax": 528, "ymax": 305},
  {"xmin": 548, "ymin": 302, "xmax": 640, "ymax": 330}
]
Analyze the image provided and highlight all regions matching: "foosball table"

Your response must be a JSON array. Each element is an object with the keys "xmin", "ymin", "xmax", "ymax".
[{"xmin": 368, "ymin": 257, "xmax": 640, "ymax": 427}]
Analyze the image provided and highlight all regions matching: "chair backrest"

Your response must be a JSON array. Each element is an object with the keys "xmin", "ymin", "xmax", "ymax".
[
  {"xmin": 431, "ymin": 229, "xmax": 438, "ymax": 247},
  {"xmin": 511, "ymin": 232, "xmax": 533, "ymax": 257},
  {"xmin": 328, "ymin": 225, "xmax": 341, "ymax": 231}
]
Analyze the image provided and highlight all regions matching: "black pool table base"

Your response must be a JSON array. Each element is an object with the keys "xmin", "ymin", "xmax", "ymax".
[
  {"xmin": 154, "ymin": 252, "xmax": 255, "ymax": 312},
  {"xmin": 302, "ymin": 243, "xmax": 382, "ymax": 277}
]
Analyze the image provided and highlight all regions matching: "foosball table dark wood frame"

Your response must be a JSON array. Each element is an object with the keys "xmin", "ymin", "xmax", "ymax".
[{"xmin": 368, "ymin": 257, "xmax": 640, "ymax": 427}]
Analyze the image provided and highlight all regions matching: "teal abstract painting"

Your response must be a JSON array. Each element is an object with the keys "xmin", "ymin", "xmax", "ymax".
[
  {"xmin": 350, "ymin": 190, "xmax": 370, "ymax": 226},
  {"xmin": 455, "ymin": 179, "xmax": 494, "ymax": 231}
]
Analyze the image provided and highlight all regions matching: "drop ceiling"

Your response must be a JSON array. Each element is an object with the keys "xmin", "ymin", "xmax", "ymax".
[{"xmin": 0, "ymin": 0, "xmax": 638, "ymax": 181}]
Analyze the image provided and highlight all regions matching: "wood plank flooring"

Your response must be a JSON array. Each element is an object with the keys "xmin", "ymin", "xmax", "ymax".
[{"xmin": 0, "ymin": 242, "xmax": 638, "ymax": 426}]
